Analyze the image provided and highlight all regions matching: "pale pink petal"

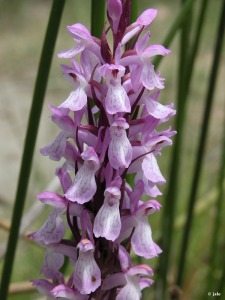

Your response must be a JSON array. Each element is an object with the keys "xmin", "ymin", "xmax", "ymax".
[
  {"xmin": 67, "ymin": 23, "xmax": 93, "ymax": 41},
  {"xmin": 56, "ymin": 167, "xmax": 73, "ymax": 193},
  {"xmin": 118, "ymin": 245, "xmax": 132, "ymax": 272},
  {"xmin": 80, "ymin": 50, "xmax": 101, "ymax": 82},
  {"xmin": 50, "ymin": 243, "xmax": 77, "ymax": 263},
  {"xmin": 142, "ymin": 44, "xmax": 171, "ymax": 59},
  {"xmin": 65, "ymin": 164, "xmax": 96, "ymax": 204},
  {"xmin": 130, "ymin": 180, "xmax": 144, "ymax": 213},
  {"xmin": 130, "ymin": 64, "xmax": 143, "ymax": 91},
  {"xmin": 142, "ymin": 153, "xmax": 166, "ymax": 184},
  {"xmin": 131, "ymin": 217, "xmax": 162, "ymax": 259},
  {"xmin": 36, "ymin": 192, "xmax": 66, "ymax": 209},
  {"xmin": 28, "ymin": 209, "xmax": 64, "ymax": 245},
  {"xmin": 116, "ymin": 215, "xmax": 137, "ymax": 243},
  {"xmin": 116, "ymin": 279, "xmax": 141, "ymax": 300},
  {"xmin": 31, "ymin": 279, "xmax": 56, "ymax": 296},
  {"xmin": 105, "ymin": 83, "xmax": 131, "ymax": 114},
  {"xmin": 59, "ymin": 87, "xmax": 87, "ymax": 111},
  {"xmin": 65, "ymin": 148, "xmax": 99, "ymax": 204},
  {"xmin": 136, "ymin": 200, "xmax": 162, "ymax": 216},
  {"xmin": 141, "ymin": 63, "xmax": 164, "ymax": 90},
  {"xmin": 136, "ymin": 32, "xmax": 150, "ymax": 54},
  {"xmin": 145, "ymin": 98, "xmax": 175, "ymax": 119},
  {"xmin": 93, "ymin": 187, "xmax": 121, "ymax": 241},
  {"xmin": 127, "ymin": 264, "xmax": 153, "ymax": 277},
  {"xmin": 51, "ymin": 284, "xmax": 87, "ymax": 299},
  {"xmin": 58, "ymin": 44, "xmax": 85, "ymax": 59},
  {"xmin": 40, "ymin": 131, "xmax": 68, "ymax": 161},
  {"xmin": 41, "ymin": 249, "xmax": 64, "ymax": 279},
  {"xmin": 74, "ymin": 240, "xmax": 101, "ymax": 294},
  {"xmin": 121, "ymin": 26, "xmax": 140, "ymax": 45},
  {"xmin": 102, "ymin": 273, "xmax": 126, "ymax": 290},
  {"xmin": 139, "ymin": 278, "xmax": 154, "ymax": 290},
  {"xmin": 114, "ymin": 43, "xmax": 123, "ymax": 65},
  {"xmin": 136, "ymin": 8, "xmax": 157, "ymax": 26},
  {"xmin": 108, "ymin": 119, "xmax": 132, "ymax": 169},
  {"xmin": 134, "ymin": 171, "xmax": 162, "ymax": 197}
]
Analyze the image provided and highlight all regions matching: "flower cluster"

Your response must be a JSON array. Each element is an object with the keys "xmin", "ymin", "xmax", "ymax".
[{"xmin": 29, "ymin": 1, "xmax": 176, "ymax": 299}]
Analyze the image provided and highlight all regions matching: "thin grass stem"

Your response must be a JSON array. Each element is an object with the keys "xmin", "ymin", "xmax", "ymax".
[
  {"xmin": 185, "ymin": 0, "xmax": 209, "ymax": 94},
  {"xmin": 218, "ymin": 255, "xmax": 225, "ymax": 294},
  {"xmin": 155, "ymin": 0, "xmax": 192, "ymax": 298},
  {"xmin": 207, "ymin": 101, "xmax": 225, "ymax": 291},
  {"xmin": 175, "ymin": 0, "xmax": 225, "ymax": 292},
  {"xmin": 0, "ymin": 1, "xmax": 65, "ymax": 299},
  {"xmin": 156, "ymin": 0, "xmax": 210, "ymax": 298},
  {"xmin": 130, "ymin": 0, "xmax": 138, "ymax": 23},
  {"xmin": 91, "ymin": 0, "xmax": 106, "ymax": 38},
  {"xmin": 153, "ymin": 0, "xmax": 195, "ymax": 70}
]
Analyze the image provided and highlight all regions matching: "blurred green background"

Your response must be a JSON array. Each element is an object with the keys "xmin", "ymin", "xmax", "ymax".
[{"xmin": 0, "ymin": 0, "xmax": 224, "ymax": 299}]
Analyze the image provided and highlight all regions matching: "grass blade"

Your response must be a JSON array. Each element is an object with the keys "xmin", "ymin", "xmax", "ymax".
[
  {"xmin": 155, "ymin": 0, "xmax": 193, "ymax": 298},
  {"xmin": 175, "ymin": 0, "xmax": 225, "ymax": 291},
  {"xmin": 153, "ymin": 0, "xmax": 196, "ymax": 69},
  {"xmin": 156, "ymin": 0, "xmax": 209, "ymax": 298},
  {"xmin": 0, "ymin": 1, "xmax": 65, "ymax": 298},
  {"xmin": 130, "ymin": 0, "xmax": 138, "ymax": 23},
  {"xmin": 207, "ymin": 102, "xmax": 225, "ymax": 291},
  {"xmin": 91, "ymin": 0, "xmax": 106, "ymax": 38},
  {"xmin": 186, "ymin": 0, "xmax": 209, "ymax": 93}
]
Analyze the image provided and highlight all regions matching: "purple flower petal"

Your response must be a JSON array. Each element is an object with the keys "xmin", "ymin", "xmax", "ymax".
[
  {"xmin": 74, "ymin": 239, "xmax": 101, "ymax": 295},
  {"xmin": 51, "ymin": 284, "xmax": 88, "ymax": 299},
  {"xmin": 142, "ymin": 44, "xmax": 171, "ymax": 59},
  {"xmin": 105, "ymin": 83, "xmax": 131, "ymax": 114},
  {"xmin": 59, "ymin": 87, "xmax": 87, "ymax": 111},
  {"xmin": 141, "ymin": 63, "xmax": 164, "ymax": 90},
  {"xmin": 67, "ymin": 23, "xmax": 93, "ymax": 41},
  {"xmin": 102, "ymin": 273, "xmax": 126, "ymax": 290},
  {"xmin": 40, "ymin": 131, "xmax": 68, "ymax": 161},
  {"xmin": 31, "ymin": 279, "xmax": 56, "ymax": 296},
  {"xmin": 93, "ymin": 186, "xmax": 121, "ymax": 241},
  {"xmin": 116, "ymin": 278, "xmax": 141, "ymax": 300},
  {"xmin": 107, "ymin": 0, "xmax": 122, "ymax": 22},
  {"xmin": 144, "ymin": 96, "xmax": 176, "ymax": 119},
  {"xmin": 41, "ymin": 249, "xmax": 64, "ymax": 279},
  {"xmin": 142, "ymin": 153, "xmax": 166, "ymax": 184},
  {"xmin": 136, "ymin": 8, "xmax": 158, "ymax": 26},
  {"xmin": 131, "ymin": 217, "xmax": 162, "ymax": 259},
  {"xmin": 65, "ymin": 147, "xmax": 99, "ymax": 204},
  {"xmin": 108, "ymin": 119, "xmax": 132, "ymax": 169},
  {"xmin": 28, "ymin": 209, "xmax": 64, "ymax": 245},
  {"xmin": 36, "ymin": 192, "xmax": 66, "ymax": 209},
  {"xmin": 58, "ymin": 44, "xmax": 85, "ymax": 59},
  {"xmin": 127, "ymin": 264, "xmax": 153, "ymax": 277}
]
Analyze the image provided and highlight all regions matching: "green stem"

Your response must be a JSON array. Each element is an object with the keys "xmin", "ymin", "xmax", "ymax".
[
  {"xmin": 91, "ymin": 0, "xmax": 106, "ymax": 38},
  {"xmin": 155, "ymin": 1, "xmax": 192, "ymax": 299},
  {"xmin": 175, "ymin": 0, "xmax": 225, "ymax": 291},
  {"xmin": 130, "ymin": 0, "xmax": 138, "ymax": 23},
  {"xmin": 0, "ymin": 1, "xmax": 65, "ymax": 299},
  {"xmin": 185, "ymin": 0, "xmax": 209, "ymax": 94},
  {"xmin": 153, "ymin": 0, "xmax": 195, "ymax": 70},
  {"xmin": 156, "ymin": 0, "xmax": 209, "ymax": 298},
  {"xmin": 207, "ymin": 102, "xmax": 225, "ymax": 291},
  {"xmin": 218, "ymin": 252, "xmax": 225, "ymax": 294}
]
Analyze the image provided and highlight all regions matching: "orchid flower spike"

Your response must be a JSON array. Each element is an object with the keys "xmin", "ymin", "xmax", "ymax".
[{"xmin": 30, "ymin": 1, "xmax": 176, "ymax": 299}]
